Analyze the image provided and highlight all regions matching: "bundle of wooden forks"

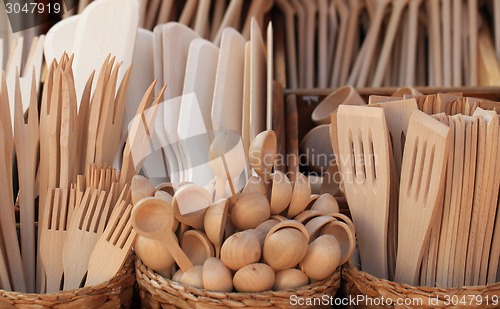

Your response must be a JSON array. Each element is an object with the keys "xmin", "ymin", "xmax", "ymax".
[{"xmin": 0, "ymin": 52, "xmax": 152, "ymax": 293}]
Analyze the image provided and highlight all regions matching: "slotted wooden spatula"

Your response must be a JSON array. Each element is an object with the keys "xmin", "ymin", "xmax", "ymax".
[
  {"xmin": 395, "ymin": 110, "xmax": 451, "ymax": 285},
  {"xmin": 337, "ymin": 105, "xmax": 391, "ymax": 279}
]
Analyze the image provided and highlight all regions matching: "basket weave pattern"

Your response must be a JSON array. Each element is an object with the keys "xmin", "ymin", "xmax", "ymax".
[
  {"xmin": 0, "ymin": 255, "xmax": 135, "ymax": 308},
  {"xmin": 136, "ymin": 258, "xmax": 341, "ymax": 308},
  {"xmin": 343, "ymin": 263, "xmax": 500, "ymax": 309}
]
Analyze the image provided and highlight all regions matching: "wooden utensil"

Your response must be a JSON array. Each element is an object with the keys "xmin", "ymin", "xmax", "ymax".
[
  {"xmin": 329, "ymin": 0, "xmax": 348, "ymax": 88},
  {"xmin": 472, "ymin": 109, "xmax": 499, "ymax": 285},
  {"xmin": 62, "ymin": 188, "xmax": 113, "ymax": 289},
  {"xmin": 209, "ymin": 131, "xmax": 246, "ymax": 200},
  {"xmin": 249, "ymin": 130, "xmax": 277, "ymax": 183},
  {"xmin": 39, "ymin": 188, "xmax": 74, "ymax": 292},
  {"xmin": 453, "ymin": 116, "xmax": 478, "ymax": 286},
  {"xmin": 86, "ymin": 201, "xmax": 136, "ymax": 286},
  {"xmin": 350, "ymin": 0, "xmax": 391, "ymax": 87},
  {"xmin": 43, "ymin": 15, "xmax": 79, "ymax": 64},
  {"xmin": 241, "ymin": 0, "xmax": 275, "ymax": 39},
  {"xmin": 181, "ymin": 230, "xmax": 214, "ymax": 265},
  {"xmin": 299, "ymin": 125, "xmax": 333, "ymax": 174},
  {"xmin": 204, "ymin": 199, "xmax": 228, "ymax": 257},
  {"xmin": 132, "ymin": 197, "xmax": 193, "ymax": 271},
  {"xmin": 211, "ymin": 27, "xmax": 245, "ymax": 135},
  {"xmin": 395, "ymin": 110, "xmax": 451, "ymax": 285},
  {"xmin": 275, "ymin": 0, "xmax": 298, "ymax": 89},
  {"xmin": 249, "ymin": 19, "xmax": 268, "ymax": 142},
  {"xmin": 435, "ymin": 115, "xmax": 464, "ymax": 288},
  {"xmin": 285, "ymin": 95, "xmax": 299, "ymax": 181},
  {"xmin": 13, "ymin": 73, "xmax": 39, "ymax": 292},
  {"xmin": 178, "ymin": 38, "xmax": 218, "ymax": 185},
  {"xmin": 0, "ymin": 73, "xmax": 26, "ymax": 292},
  {"xmin": 72, "ymin": 0, "xmax": 138, "ymax": 101},
  {"xmin": 337, "ymin": 105, "xmax": 391, "ymax": 279},
  {"xmin": 266, "ymin": 23, "xmax": 274, "ymax": 131},
  {"xmin": 372, "ymin": 0, "xmax": 408, "ymax": 87},
  {"xmin": 212, "ymin": 0, "xmax": 244, "ymax": 45}
]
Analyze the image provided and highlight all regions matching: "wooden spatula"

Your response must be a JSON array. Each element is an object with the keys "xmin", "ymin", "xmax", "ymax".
[
  {"xmin": 395, "ymin": 110, "xmax": 451, "ymax": 285},
  {"xmin": 453, "ymin": 116, "xmax": 478, "ymax": 287},
  {"xmin": 337, "ymin": 105, "xmax": 391, "ymax": 279},
  {"xmin": 472, "ymin": 108, "xmax": 499, "ymax": 285},
  {"xmin": 85, "ymin": 201, "xmax": 136, "ymax": 286}
]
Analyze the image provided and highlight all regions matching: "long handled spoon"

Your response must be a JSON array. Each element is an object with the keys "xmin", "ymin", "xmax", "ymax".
[{"xmin": 132, "ymin": 197, "xmax": 193, "ymax": 271}]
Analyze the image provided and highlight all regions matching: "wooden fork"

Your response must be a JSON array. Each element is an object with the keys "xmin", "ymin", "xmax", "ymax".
[
  {"xmin": 62, "ymin": 188, "xmax": 113, "ymax": 290},
  {"xmin": 85, "ymin": 201, "xmax": 136, "ymax": 286},
  {"xmin": 39, "ymin": 188, "xmax": 76, "ymax": 293},
  {"xmin": 14, "ymin": 71, "xmax": 39, "ymax": 293}
]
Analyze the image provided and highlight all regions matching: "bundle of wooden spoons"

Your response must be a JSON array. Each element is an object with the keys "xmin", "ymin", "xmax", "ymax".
[{"xmin": 131, "ymin": 130, "xmax": 356, "ymax": 293}]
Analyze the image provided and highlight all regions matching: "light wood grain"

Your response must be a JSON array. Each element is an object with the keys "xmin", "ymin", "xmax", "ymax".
[
  {"xmin": 395, "ymin": 110, "xmax": 451, "ymax": 286},
  {"xmin": 337, "ymin": 105, "xmax": 391, "ymax": 279}
]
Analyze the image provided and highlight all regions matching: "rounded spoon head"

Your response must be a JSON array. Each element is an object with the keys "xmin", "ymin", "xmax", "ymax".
[{"xmin": 249, "ymin": 130, "xmax": 277, "ymax": 182}]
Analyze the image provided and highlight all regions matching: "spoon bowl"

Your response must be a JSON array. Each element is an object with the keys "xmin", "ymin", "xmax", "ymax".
[
  {"xmin": 249, "ymin": 130, "xmax": 277, "ymax": 183},
  {"xmin": 321, "ymin": 220, "xmax": 356, "ymax": 265},
  {"xmin": 204, "ymin": 199, "xmax": 229, "ymax": 257},
  {"xmin": 270, "ymin": 171, "xmax": 293, "ymax": 215},
  {"xmin": 181, "ymin": 230, "xmax": 215, "ymax": 265},
  {"xmin": 311, "ymin": 194, "xmax": 339, "ymax": 214}
]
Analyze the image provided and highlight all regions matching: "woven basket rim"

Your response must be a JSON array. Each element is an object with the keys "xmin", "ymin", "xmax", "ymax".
[
  {"xmin": 344, "ymin": 262, "xmax": 500, "ymax": 291},
  {"xmin": 136, "ymin": 256, "xmax": 341, "ymax": 307},
  {"xmin": 0, "ymin": 253, "xmax": 135, "ymax": 302}
]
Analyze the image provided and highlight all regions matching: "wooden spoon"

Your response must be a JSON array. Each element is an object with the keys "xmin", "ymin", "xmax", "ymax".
[
  {"xmin": 132, "ymin": 197, "xmax": 193, "ymax": 272},
  {"xmin": 394, "ymin": 110, "xmax": 451, "ymax": 285},
  {"xmin": 209, "ymin": 131, "xmax": 246, "ymax": 200},
  {"xmin": 204, "ymin": 199, "xmax": 228, "ymax": 257},
  {"xmin": 249, "ymin": 130, "xmax": 277, "ymax": 183}
]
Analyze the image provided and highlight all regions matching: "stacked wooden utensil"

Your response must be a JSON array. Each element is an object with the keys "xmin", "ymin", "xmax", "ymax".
[
  {"xmin": 273, "ymin": 0, "xmax": 500, "ymax": 88},
  {"xmin": 0, "ymin": 52, "xmax": 148, "ymax": 293},
  {"xmin": 131, "ymin": 130, "xmax": 356, "ymax": 292},
  {"xmin": 334, "ymin": 92, "xmax": 500, "ymax": 288}
]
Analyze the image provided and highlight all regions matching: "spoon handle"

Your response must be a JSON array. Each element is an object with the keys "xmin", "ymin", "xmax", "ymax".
[{"xmin": 166, "ymin": 233, "xmax": 193, "ymax": 272}]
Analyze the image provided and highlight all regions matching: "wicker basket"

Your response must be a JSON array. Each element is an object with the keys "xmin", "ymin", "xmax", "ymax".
[
  {"xmin": 136, "ymin": 258, "xmax": 341, "ymax": 308},
  {"xmin": 343, "ymin": 263, "xmax": 500, "ymax": 309},
  {"xmin": 0, "ymin": 254, "xmax": 135, "ymax": 308}
]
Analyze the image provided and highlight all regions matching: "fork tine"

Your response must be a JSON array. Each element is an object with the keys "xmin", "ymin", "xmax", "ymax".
[
  {"xmin": 112, "ymin": 202, "xmax": 130, "ymax": 246},
  {"xmin": 89, "ymin": 191, "xmax": 107, "ymax": 233},
  {"xmin": 82, "ymin": 190, "xmax": 99, "ymax": 231},
  {"xmin": 105, "ymin": 200, "xmax": 127, "ymax": 242},
  {"xmin": 109, "ymin": 201, "xmax": 128, "ymax": 245},
  {"xmin": 97, "ymin": 190, "xmax": 114, "ymax": 232},
  {"xmin": 52, "ymin": 189, "xmax": 61, "ymax": 230},
  {"xmin": 59, "ymin": 188, "xmax": 69, "ymax": 231},
  {"xmin": 115, "ymin": 205, "xmax": 133, "ymax": 248},
  {"xmin": 77, "ymin": 189, "xmax": 93, "ymax": 230},
  {"xmin": 43, "ymin": 189, "xmax": 55, "ymax": 230},
  {"xmin": 67, "ymin": 187, "xmax": 76, "ymax": 228}
]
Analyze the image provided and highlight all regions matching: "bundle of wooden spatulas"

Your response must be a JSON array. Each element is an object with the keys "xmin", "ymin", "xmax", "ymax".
[
  {"xmin": 0, "ymin": 52, "xmax": 163, "ymax": 293},
  {"xmin": 333, "ymin": 91, "xmax": 500, "ymax": 288}
]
